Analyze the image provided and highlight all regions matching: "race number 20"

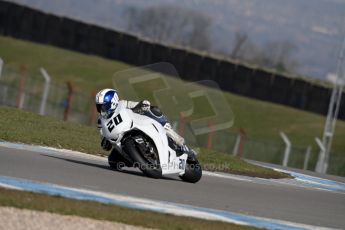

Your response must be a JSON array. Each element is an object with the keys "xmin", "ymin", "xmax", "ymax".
[
  {"xmin": 179, "ymin": 159, "xmax": 186, "ymax": 170},
  {"xmin": 107, "ymin": 114, "xmax": 123, "ymax": 132}
]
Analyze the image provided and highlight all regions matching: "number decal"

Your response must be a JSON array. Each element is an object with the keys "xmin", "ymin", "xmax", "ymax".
[
  {"xmin": 114, "ymin": 114, "xmax": 123, "ymax": 125},
  {"xmin": 107, "ymin": 120, "xmax": 115, "ymax": 132},
  {"xmin": 107, "ymin": 114, "xmax": 123, "ymax": 133},
  {"xmin": 179, "ymin": 159, "xmax": 186, "ymax": 170}
]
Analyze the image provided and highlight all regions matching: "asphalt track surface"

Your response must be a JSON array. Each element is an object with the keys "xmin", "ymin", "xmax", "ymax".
[{"xmin": 0, "ymin": 146, "xmax": 344, "ymax": 229}]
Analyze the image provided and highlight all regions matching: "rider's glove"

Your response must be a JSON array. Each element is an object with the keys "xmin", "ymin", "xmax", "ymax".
[
  {"xmin": 97, "ymin": 116, "xmax": 102, "ymax": 130},
  {"xmin": 101, "ymin": 137, "xmax": 112, "ymax": 151},
  {"xmin": 140, "ymin": 100, "xmax": 150, "ymax": 112}
]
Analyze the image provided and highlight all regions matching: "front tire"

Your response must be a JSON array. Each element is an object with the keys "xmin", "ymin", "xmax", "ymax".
[
  {"xmin": 123, "ymin": 138, "xmax": 162, "ymax": 179},
  {"xmin": 108, "ymin": 149, "xmax": 132, "ymax": 170}
]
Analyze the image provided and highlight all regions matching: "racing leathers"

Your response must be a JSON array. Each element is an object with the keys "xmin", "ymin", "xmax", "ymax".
[{"xmin": 98, "ymin": 100, "xmax": 185, "ymax": 152}]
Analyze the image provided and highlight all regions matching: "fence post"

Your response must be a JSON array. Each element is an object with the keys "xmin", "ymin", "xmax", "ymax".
[
  {"xmin": 207, "ymin": 118, "xmax": 214, "ymax": 150},
  {"xmin": 89, "ymin": 91, "xmax": 97, "ymax": 125},
  {"xmin": 16, "ymin": 65, "xmax": 27, "ymax": 109},
  {"xmin": 303, "ymin": 146, "xmax": 312, "ymax": 170},
  {"xmin": 0, "ymin": 58, "xmax": 5, "ymax": 103},
  {"xmin": 237, "ymin": 128, "xmax": 246, "ymax": 158},
  {"xmin": 0, "ymin": 58, "xmax": 3, "ymax": 81},
  {"xmin": 178, "ymin": 112, "xmax": 186, "ymax": 137},
  {"xmin": 280, "ymin": 132, "xmax": 291, "ymax": 167},
  {"xmin": 63, "ymin": 81, "xmax": 75, "ymax": 121},
  {"xmin": 233, "ymin": 134, "xmax": 241, "ymax": 156},
  {"xmin": 315, "ymin": 137, "xmax": 326, "ymax": 173},
  {"xmin": 39, "ymin": 68, "xmax": 51, "ymax": 115}
]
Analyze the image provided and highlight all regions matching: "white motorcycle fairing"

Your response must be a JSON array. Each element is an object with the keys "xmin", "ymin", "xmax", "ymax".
[{"xmin": 100, "ymin": 101, "xmax": 187, "ymax": 175}]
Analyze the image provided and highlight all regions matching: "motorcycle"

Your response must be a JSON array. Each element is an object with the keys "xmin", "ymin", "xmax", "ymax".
[{"xmin": 100, "ymin": 101, "xmax": 202, "ymax": 183}]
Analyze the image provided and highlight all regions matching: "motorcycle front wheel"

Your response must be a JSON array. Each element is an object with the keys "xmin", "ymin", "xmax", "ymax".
[
  {"xmin": 123, "ymin": 137, "xmax": 162, "ymax": 179},
  {"xmin": 108, "ymin": 148, "xmax": 133, "ymax": 170}
]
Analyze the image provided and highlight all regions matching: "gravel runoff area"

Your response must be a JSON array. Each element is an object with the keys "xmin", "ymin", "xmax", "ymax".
[{"xmin": 0, "ymin": 206, "xmax": 154, "ymax": 230}]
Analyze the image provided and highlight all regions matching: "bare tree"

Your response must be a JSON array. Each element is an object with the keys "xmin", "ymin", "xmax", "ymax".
[
  {"xmin": 225, "ymin": 33, "xmax": 299, "ymax": 73},
  {"xmin": 126, "ymin": 5, "xmax": 212, "ymax": 51},
  {"xmin": 230, "ymin": 32, "xmax": 248, "ymax": 59},
  {"xmin": 259, "ymin": 41, "xmax": 298, "ymax": 72}
]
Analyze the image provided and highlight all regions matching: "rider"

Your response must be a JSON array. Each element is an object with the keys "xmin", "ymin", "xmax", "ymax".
[{"xmin": 95, "ymin": 88, "xmax": 189, "ymax": 154}]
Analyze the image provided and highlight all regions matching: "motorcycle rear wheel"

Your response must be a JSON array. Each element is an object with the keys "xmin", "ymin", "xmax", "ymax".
[{"xmin": 180, "ymin": 158, "xmax": 202, "ymax": 183}]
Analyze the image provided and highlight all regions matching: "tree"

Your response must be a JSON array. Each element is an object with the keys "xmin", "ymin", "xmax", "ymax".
[
  {"xmin": 225, "ymin": 31, "xmax": 299, "ymax": 73},
  {"xmin": 259, "ymin": 41, "xmax": 299, "ymax": 72},
  {"xmin": 126, "ymin": 5, "xmax": 212, "ymax": 51},
  {"xmin": 230, "ymin": 32, "xmax": 248, "ymax": 59}
]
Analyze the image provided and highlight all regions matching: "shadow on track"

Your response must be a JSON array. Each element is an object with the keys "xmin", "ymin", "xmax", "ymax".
[{"xmin": 40, "ymin": 154, "xmax": 179, "ymax": 181}]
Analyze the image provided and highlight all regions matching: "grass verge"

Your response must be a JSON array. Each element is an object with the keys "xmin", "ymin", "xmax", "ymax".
[
  {"xmin": 0, "ymin": 35, "xmax": 344, "ymax": 155},
  {"xmin": 0, "ymin": 105, "xmax": 289, "ymax": 178},
  {"xmin": 199, "ymin": 148, "xmax": 290, "ymax": 179},
  {"xmin": 0, "ymin": 188, "xmax": 256, "ymax": 230}
]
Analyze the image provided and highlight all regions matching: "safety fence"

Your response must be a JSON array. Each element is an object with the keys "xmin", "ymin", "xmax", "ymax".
[
  {"xmin": 0, "ymin": 63, "xmax": 344, "ymax": 177},
  {"xmin": 1, "ymin": 0, "xmax": 344, "ymax": 120},
  {"xmin": 194, "ymin": 128, "xmax": 345, "ymax": 176},
  {"xmin": 0, "ymin": 65, "xmax": 96, "ymax": 125}
]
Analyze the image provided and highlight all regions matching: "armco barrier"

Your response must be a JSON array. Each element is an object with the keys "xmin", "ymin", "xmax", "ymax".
[
  {"xmin": 340, "ymin": 98, "xmax": 345, "ymax": 118},
  {"xmin": 270, "ymin": 75, "xmax": 291, "ymax": 104},
  {"xmin": 85, "ymin": 25, "xmax": 105, "ymax": 55},
  {"xmin": 233, "ymin": 65, "xmax": 253, "ymax": 95},
  {"xmin": 45, "ymin": 16, "xmax": 62, "ymax": 46},
  {"xmin": 151, "ymin": 44, "xmax": 171, "ymax": 64},
  {"xmin": 120, "ymin": 34, "xmax": 140, "ymax": 64},
  {"xmin": 32, "ymin": 11, "xmax": 48, "ymax": 43},
  {"xmin": 184, "ymin": 52, "xmax": 203, "ymax": 81},
  {"xmin": 306, "ymin": 85, "xmax": 332, "ymax": 114},
  {"xmin": 104, "ymin": 30, "xmax": 122, "ymax": 60},
  {"xmin": 199, "ymin": 57, "xmax": 218, "ymax": 81},
  {"xmin": 169, "ymin": 48, "xmax": 188, "ymax": 76},
  {"xmin": 288, "ymin": 79, "xmax": 309, "ymax": 109},
  {"xmin": 0, "ymin": 0, "xmax": 344, "ymax": 120},
  {"xmin": 216, "ymin": 61, "xmax": 237, "ymax": 91},
  {"xmin": 137, "ymin": 40, "xmax": 154, "ymax": 65},
  {"xmin": 249, "ymin": 69, "xmax": 273, "ymax": 101}
]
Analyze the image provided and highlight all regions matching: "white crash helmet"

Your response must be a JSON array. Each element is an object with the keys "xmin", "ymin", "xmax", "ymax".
[{"xmin": 95, "ymin": 88, "xmax": 119, "ymax": 117}]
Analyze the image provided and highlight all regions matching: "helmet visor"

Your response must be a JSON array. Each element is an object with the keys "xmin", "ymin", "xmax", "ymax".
[{"xmin": 96, "ymin": 102, "xmax": 112, "ymax": 114}]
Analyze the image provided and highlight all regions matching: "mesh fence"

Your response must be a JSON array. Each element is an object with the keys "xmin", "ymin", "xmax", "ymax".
[
  {"xmin": 328, "ymin": 154, "xmax": 345, "ymax": 176},
  {"xmin": 181, "ymin": 122, "xmax": 345, "ymax": 176},
  {"xmin": 242, "ymin": 137, "xmax": 285, "ymax": 165},
  {"xmin": 0, "ymin": 65, "xmax": 344, "ymax": 176},
  {"xmin": 0, "ymin": 66, "xmax": 95, "ymax": 124}
]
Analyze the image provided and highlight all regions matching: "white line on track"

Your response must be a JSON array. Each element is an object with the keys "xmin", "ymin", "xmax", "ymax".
[
  {"xmin": 202, "ymin": 171, "xmax": 253, "ymax": 182},
  {"xmin": 0, "ymin": 176, "xmax": 333, "ymax": 230},
  {"xmin": 0, "ymin": 141, "xmax": 342, "ymax": 229},
  {"xmin": 1, "ymin": 141, "xmax": 344, "ymax": 194}
]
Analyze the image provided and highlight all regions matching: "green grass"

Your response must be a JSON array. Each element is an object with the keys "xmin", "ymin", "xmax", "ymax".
[
  {"xmin": 0, "ymin": 106, "xmax": 104, "ymax": 155},
  {"xmin": 0, "ymin": 105, "xmax": 288, "ymax": 178},
  {"xmin": 0, "ymin": 188, "xmax": 256, "ymax": 230},
  {"xmin": 0, "ymin": 36, "xmax": 130, "ymax": 92},
  {"xmin": 0, "ymin": 35, "xmax": 344, "ymax": 156},
  {"xmin": 226, "ymin": 93, "xmax": 345, "ymax": 153},
  {"xmin": 198, "ymin": 148, "xmax": 289, "ymax": 179}
]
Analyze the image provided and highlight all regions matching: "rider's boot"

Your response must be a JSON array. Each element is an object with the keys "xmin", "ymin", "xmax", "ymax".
[
  {"xmin": 164, "ymin": 123, "xmax": 197, "ymax": 160},
  {"xmin": 176, "ymin": 144, "xmax": 197, "ymax": 161}
]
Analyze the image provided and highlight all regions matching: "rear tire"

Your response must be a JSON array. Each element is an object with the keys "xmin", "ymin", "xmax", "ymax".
[
  {"xmin": 180, "ymin": 158, "xmax": 202, "ymax": 183},
  {"xmin": 123, "ymin": 138, "xmax": 162, "ymax": 179}
]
